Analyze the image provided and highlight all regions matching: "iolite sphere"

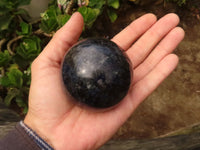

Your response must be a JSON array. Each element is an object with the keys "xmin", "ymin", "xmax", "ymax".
[{"xmin": 62, "ymin": 38, "xmax": 132, "ymax": 108}]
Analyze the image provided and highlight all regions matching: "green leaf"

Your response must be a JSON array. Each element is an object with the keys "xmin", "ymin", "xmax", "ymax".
[
  {"xmin": 8, "ymin": 69, "xmax": 23, "ymax": 88},
  {"xmin": 23, "ymin": 66, "xmax": 31, "ymax": 86},
  {"xmin": 0, "ymin": 14, "xmax": 14, "ymax": 31},
  {"xmin": 0, "ymin": 0, "xmax": 31, "ymax": 9},
  {"xmin": 20, "ymin": 22, "xmax": 30, "ymax": 34},
  {"xmin": 88, "ymin": 0, "xmax": 105, "ymax": 9},
  {"xmin": 0, "ymin": 68, "xmax": 23, "ymax": 88},
  {"xmin": 107, "ymin": 0, "xmax": 120, "ymax": 9},
  {"xmin": 0, "ymin": 7, "xmax": 10, "ymax": 15},
  {"xmin": 16, "ymin": 97, "xmax": 25, "ymax": 107},
  {"xmin": 0, "ymin": 1, "xmax": 7, "ymax": 7},
  {"xmin": 22, "ymin": 105, "xmax": 28, "ymax": 114},
  {"xmin": 8, "ymin": 64, "xmax": 19, "ymax": 71},
  {"xmin": 48, "ymin": 0, "xmax": 57, "ymax": 6},
  {"xmin": 17, "ymin": 22, "xmax": 32, "ymax": 35},
  {"xmin": 56, "ymin": 14, "xmax": 71, "ymax": 27},
  {"xmin": 0, "ymin": 1, "xmax": 13, "ymax": 9},
  {"xmin": 16, "ymin": 36, "xmax": 41, "ymax": 61},
  {"xmin": 40, "ymin": 7, "xmax": 59, "ymax": 33},
  {"xmin": 16, "ymin": 97, "xmax": 28, "ymax": 114},
  {"xmin": 0, "ymin": 76, "xmax": 10, "ymax": 87},
  {"xmin": 4, "ymin": 88, "xmax": 20, "ymax": 106},
  {"xmin": 107, "ymin": 9, "xmax": 118, "ymax": 23},
  {"xmin": 0, "ymin": 50, "xmax": 11, "ymax": 67},
  {"xmin": 78, "ymin": 7, "xmax": 100, "ymax": 28}
]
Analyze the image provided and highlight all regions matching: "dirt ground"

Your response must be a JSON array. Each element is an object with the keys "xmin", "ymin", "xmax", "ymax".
[
  {"xmin": 85, "ymin": 1, "xmax": 200, "ymax": 139},
  {"xmin": 114, "ymin": 2, "xmax": 200, "ymax": 140}
]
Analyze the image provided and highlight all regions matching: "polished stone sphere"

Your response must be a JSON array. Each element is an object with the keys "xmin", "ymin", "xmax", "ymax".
[{"xmin": 62, "ymin": 38, "xmax": 132, "ymax": 108}]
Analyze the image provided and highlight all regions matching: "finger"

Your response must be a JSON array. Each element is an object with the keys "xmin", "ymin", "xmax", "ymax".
[
  {"xmin": 130, "ymin": 54, "xmax": 179, "ymax": 108},
  {"xmin": 103, "ymin": 54, "xmax": 179, "ymax": 130},
  {"xmin": 112, "ymin": 13, "xmax": 157, "ymax": 50},
  {"xmin": 133, "ymin": 27, "xmax": 185, "ymax": 84},
  {"xmin": 127, "ymin": 13, "xmax": 180, "ymax": 68},
  {"xmin": 38, "ymin": 12, "xmax": 84, "ymax": 65}
]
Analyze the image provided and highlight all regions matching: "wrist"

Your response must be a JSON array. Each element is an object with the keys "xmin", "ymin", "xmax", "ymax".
[
  {"xmin": 24, "ymin": 114, "xmax": 55, "ymax": 149},
  {"xmin": 20, "ymin": 121, "xmax": 54, "ymax": 150}
]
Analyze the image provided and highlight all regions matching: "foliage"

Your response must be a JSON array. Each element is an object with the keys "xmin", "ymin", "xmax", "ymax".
[
  {"xmin": 40, "ymin": 0, "xmax": 120, "ymax": 33},
  {"xmin": 0, "ymin": 0, "xmax": 120, "ymax": 115},
  {"xmin": 0, "ymin": 0, "xmax": 31, "ymax": 39},
  {"xmin": 0, "ymin": 50, "xmax": 11, "ymax": 66}
]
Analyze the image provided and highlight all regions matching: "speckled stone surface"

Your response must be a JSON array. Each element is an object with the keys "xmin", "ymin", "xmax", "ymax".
[{"xmin": 62, "ymin": 38, "xmax": 132, "ymax": 108}]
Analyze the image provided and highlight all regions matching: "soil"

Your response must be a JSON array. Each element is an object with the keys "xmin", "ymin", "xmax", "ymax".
[{"xmin": 84, "ymin": 1, "xmax": 200, "ymax": 140}]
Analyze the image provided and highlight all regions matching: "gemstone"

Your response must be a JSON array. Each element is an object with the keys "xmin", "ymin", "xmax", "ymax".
[{"xmin": 62, "ymin": 38, "xmax": 132, "ymax": 108}]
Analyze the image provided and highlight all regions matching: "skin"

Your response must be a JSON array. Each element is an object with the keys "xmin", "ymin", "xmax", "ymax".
[{"xmin": 24, "ymin": 12, "xmax": 185, "ymax": 150}]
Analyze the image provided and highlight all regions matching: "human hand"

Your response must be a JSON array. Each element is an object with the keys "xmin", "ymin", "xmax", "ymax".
[{"xmin": 24, "ymin": 12, "xmax": 184, "ymax": 150}]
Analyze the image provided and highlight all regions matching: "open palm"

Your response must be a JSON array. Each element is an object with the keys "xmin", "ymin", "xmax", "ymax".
[{"xmin": 24, "ymin": 12, "xmax": 184, "ymax": 150}]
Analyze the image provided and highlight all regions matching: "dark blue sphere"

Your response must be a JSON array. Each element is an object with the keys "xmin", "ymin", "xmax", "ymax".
[{"xmin": 62, "ymin": 38, "xmax": 132, "ymax": 108}]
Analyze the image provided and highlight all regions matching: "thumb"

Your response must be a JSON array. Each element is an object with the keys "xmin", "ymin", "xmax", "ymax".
[{"xmin": 37, "ymin": 12, "xmax": 84, "ymax": 65}]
